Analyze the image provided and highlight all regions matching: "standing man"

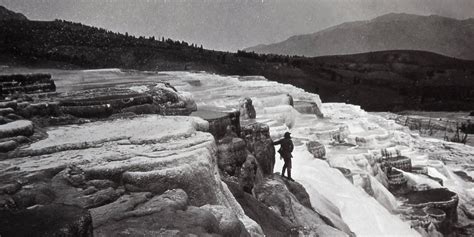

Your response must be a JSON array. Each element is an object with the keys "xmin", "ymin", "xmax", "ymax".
[{"xmin": 273, "ymin": 132, "xmax": 294, "ymax": 181}]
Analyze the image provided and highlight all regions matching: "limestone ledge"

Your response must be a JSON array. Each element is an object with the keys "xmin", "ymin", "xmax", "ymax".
[
  {"xmin": 0, "ymin": 115, "xmax": 263, "ymax": 236},
  {"xmin": 403, "ymin": 189, "xmax": 459, "ymax": 210}
]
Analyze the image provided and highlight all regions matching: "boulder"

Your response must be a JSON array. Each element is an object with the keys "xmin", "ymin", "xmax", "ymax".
[
  {"xmin": 241, "ymin": 122, "xmax": 275, "ymax": 176},
  {"xmin": 306, "ymin": 141, "xmax": 326, "ymax": 159},
  {"xmin": 0, "ymin": 204, "xmax": 92, "ymax": 237}
]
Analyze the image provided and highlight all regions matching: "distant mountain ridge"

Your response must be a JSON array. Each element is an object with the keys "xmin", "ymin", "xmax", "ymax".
[
  {"xmin": 0, "ymin": 6, "xmax": 27, "ymax": 21},
  {"xmin": 1, "ymin": 5, "xmax": 473, "ymax": 112},
  {"xmin": 245, "ymin": 13, "xmax": 474, "ymax": 60}
]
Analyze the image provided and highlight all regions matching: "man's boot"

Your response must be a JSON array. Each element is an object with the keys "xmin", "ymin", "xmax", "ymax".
[
  {"xmin": 287, "ymin": 168, "xmax": 294, "ymax": 181},
  {"xmin": 281, "ymin": 166, "xmax": 286, "ymax": 177}
]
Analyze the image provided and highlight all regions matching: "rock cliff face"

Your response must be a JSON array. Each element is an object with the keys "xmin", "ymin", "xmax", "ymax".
[{"xmin": 241, "ymin": 122, "xmax": 275, "ymax": 176}]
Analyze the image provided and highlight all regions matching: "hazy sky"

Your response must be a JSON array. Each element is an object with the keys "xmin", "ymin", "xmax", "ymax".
[{"xmin": 1, "ymin": 0, "xmax": 473, "ymax": 51}]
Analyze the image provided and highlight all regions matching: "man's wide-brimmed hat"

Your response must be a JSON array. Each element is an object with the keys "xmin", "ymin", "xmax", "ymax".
[{"xmin": 284, "ymin": 132, "xmax": 291, "ymax": 138}]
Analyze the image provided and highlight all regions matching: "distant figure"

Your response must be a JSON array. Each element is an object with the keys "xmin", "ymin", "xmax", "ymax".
[{"xmin": 273, "ymin": 132, "xmax": 294, "ymax": 181}]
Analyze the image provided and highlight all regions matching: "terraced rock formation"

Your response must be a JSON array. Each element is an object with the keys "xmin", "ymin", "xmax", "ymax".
[
  {"xmin": 0, "ymin": 115, "xmax": 263, "ymax": 236},
  {"xmin": 0, "ymin": 74, "xmax": 55, "ymax": 96},
  {"xmin": 1, "ymin": 69, "xmax": 473, "ymax": 236}
]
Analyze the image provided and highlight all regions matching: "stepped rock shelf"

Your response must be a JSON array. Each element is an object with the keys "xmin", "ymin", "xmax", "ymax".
[{"xmin": 0, "ymin": 69, "xmax": 473, "ymax": 237}]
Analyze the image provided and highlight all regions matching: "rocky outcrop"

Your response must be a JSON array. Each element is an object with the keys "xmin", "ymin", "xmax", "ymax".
[
  {"xmin": 0, "ymin": 204, "xmax": 93, "ymax": 237},
  {"xmin": 225, "ymin": 180, "xmax": 298, "ymax": 236},
  {"xmin": 254, "ymin": 175, "xmax": 350, "ymax": 236},
  {"xmin": 217, "ymin": 135, "xmax": 248, "ymax": 177},
  {"xmin": 280, "ymin": 177, "xmax": 314, "ymax": 210},
  {"xmin": 241, "ymin": 122, "xmax": 275, "ymax": 176},
  {"xmin": 306, "ymin": 141, "xmax": 326, "ymax": 159},
  {"xmin": 239, "ymin": 97, "xmax": 256, "ymax": 119},
  {"xmin": 215, "ymin": 124, "xmax": 261, "ymax": 194},
  {"xmin": 238, "ymin": 153, "xmax": 260, "ymax": 194}
]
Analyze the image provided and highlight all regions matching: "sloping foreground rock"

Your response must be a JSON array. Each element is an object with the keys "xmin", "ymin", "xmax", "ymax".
[
  {"xmin": 0, "ymin": 115, "xmax": 262, "ymax": 236},
  {"xmin": 225, "ymin": 180, "xmax": 298, "ymax": 237},
  {"xmin": 254, "ymin": 175, "xmax": 353, "ymax": 236}
]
